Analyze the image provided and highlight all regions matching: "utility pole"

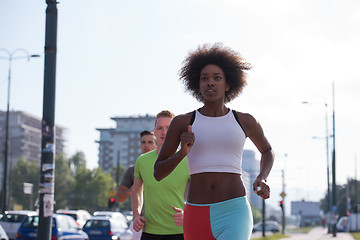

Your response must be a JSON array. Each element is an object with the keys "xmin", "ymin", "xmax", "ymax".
[
  {"xmin": 325, "ymin": 102, "xmax": 332, "ymax": 233},
  {"xmin": 262, "ymin": 199, "xmax": 266, "ymax": 237},
  {"xmin": 37, "ymin": 1, "xmax": 58, "ymax": 239},
  {"xmin": 355, "ymin": 155, "xmax": 359, "ymax": 231},
  {"xmin": 331, "ymin": 82, "xmax": 337, "ymax": 237},
  {"xmin": 281, "ymin": 170, "xmax": 286, "ymax": 234},
  {"xmin": 346, "ymin": 179, "xmax": 350, "ymax": 217}
]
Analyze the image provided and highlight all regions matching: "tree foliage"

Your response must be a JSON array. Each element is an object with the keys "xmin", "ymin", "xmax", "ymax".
[
  {"xmin": 54, "ymin": 153, "xmax": 71, "ymax": 210},
  {"xmin": 320, "ymin": 178, "xmax": 360, "ymax": 217},
  {"xmin": 10, "ymin": 158, "xmax": 39, "ymax": 210},
  {"xmin": 10, "ymin": 151, "xmax": 119, "ymax": 213},
  {"xmin": 251, "ymin": 205, "xmax": 262, "ymax": 223},
  {"xmin": 70, "ymin": 167, "xmax": 112, "ymax": 213},
  {"xmin": 69, "ymin": 152, "xmax": 86, "ymax": 174},
  {"xmin": 109, "ymin": 165, "xmax": 126, "ymax": 188}
]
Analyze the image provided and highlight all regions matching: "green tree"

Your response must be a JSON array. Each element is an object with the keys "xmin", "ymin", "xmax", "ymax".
[
  {"xmin": 54, "ymin": 153, "xmax": 71, "ymax": 210},
  {"xmin": 69, "ymin": 151, "xmax": 86, "ymax": 174},
  {"xmin": 320, "ymin": 178, "xmax": 360, "ymax": 217},
  {"xmin": 348, "ymin": 179, "xmax": 360, "ymax": 213},
  {"xmin": 251, "ymin": 205, "xmax": 262, "ymax": 224},
  {"xmin": 109, "ymin": 164, "xmax": 129, "ymax": 211},
  {"xmin": 109, "ymin": 165, "xmax": 126, "ymax": 188},
  {"xmin": 10, "ymin": 158, "xmax": 40, "ymax": 210},
  {"xmin": 70, "ymin": 167, "xmax": 112, "ymax": 212}
]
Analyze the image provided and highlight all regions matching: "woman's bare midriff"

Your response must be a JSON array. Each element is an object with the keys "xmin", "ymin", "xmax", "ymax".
[{"xmin": 187, "ymin": 172, "xmax": 246, "ymax": 204}]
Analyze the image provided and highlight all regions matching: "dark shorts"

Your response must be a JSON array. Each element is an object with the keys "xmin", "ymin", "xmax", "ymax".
[{"xmin": 141, "ymin": 232, "xmax": 184, "ymax": 240}]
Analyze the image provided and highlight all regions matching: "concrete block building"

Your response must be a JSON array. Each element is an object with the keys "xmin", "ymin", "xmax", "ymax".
[
  {"xmin": 0, "ymin": 110, "xmax": 66, "ymax": 191},
  {"xmin": 96, "ymin": 114, "xmax": 155, "ymax": 173}
]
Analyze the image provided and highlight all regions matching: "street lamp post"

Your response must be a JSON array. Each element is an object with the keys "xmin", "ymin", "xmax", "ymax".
[
  {"xmin": 331, "ymin": 82, "xmax": 337, "ymax": 237},
  {"xmin": 0, "ymin": 48, "xmax": 40, "ymax": 213},
  {"xmin": 302, "ymin": 98, "xmax": 331, "ymax": 231},
  {"xmin": 324, "ymin": 102, "xmax": 332, "ymax": 233}
]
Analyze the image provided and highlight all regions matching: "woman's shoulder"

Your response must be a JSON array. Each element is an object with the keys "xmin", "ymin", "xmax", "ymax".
[
  {"xmin": 233, "ymin": 110, "xmax": 258, "ymax": 128},
  {"xmin": 170, "ymin": 111, "xmax": 196, "ymax": 131},
  {"xmin": 233, "ymin": 110, "xmax": 255, "ymax": 120},
  {"xmin": 173, "ymin": 111, "xmax": 195, "ymax": 123},
  {"xmin": 233, "ymin": 110, "xmax": 263, "ymax": 137}
]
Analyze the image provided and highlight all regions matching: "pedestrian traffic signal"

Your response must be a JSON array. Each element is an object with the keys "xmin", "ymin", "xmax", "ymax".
[
  {"xmin": 279, "ymin": 200, "xmax": 284, "ymax": 210},
  {"xmin": 108, "ymin": 197, "xmax": 116, "ymax": 209}
]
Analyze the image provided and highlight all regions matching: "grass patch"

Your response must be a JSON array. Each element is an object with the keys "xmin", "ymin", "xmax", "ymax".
[
  {"xmin": 251, "ymin": 233, "xmax": 289, "ymax": 240},
  {"xmin": 286, "ymin": 226, "xmax": 314, "ymax": 233},
  {"xmin": 351, "ymin": 232, "xmax": 360, "ymax": 240}
]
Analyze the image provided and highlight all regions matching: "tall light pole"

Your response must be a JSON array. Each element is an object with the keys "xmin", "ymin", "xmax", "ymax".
[
  {"xmin": 324, "ymin": 102, "xmax": 332, "ymax": 233},
  {"xmin": 0, "ymin": 48, "xmax": 40, "ymax": 213},
  {"xmin": 331, "ymin": 82, "xmax": 337, "ymax": 237},
  {"xmin": 37, "ymin": 0, "xmax": 58, "ymax": 239},
  {"xmin": 302, "ymin": 98, "xmax": 331, "ymax": 231}
]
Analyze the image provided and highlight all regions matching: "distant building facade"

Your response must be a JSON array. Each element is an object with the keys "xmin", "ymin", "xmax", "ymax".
[
  {"xmin": 0, "ymin": 110, "xmax": 66, "ymax": 190},
  {"xmin": 291, "ymin": 200, "xmax": 322, "ymax": 226},
  {"xmin": 242, "ymin": 149, "xmax": 262, "ymax": 208},
  {"xmin": 96, "ymin": 114, "xmax": 155, "ymax": 173}
]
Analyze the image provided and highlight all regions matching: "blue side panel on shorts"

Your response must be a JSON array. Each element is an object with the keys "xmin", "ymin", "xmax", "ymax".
[{"xmin": 209, "ymin": 197, "xmax": 253, "ymax": 240}]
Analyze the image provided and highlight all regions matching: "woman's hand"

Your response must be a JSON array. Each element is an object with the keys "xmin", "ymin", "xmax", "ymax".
[
  {"xmin": 253, "ymin": 177, "xmax": 270, "ymax": 199},
  {"xmin": 180, "ymin": 125, "xmax": 195, "ymax": 155}
]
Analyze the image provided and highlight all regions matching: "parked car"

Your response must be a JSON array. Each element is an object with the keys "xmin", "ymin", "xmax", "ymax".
[
  {"xmin": 336, "ymin": 216, "xmax": 349, "ymax": 232},
  {"xmin": 92, "ymin": 212, "xmax": 128, "ymax": 225},
  {"xmin": 15, "ymin": 213, "xmax": 88, "ymax": 240},
  {"xmin": 120, "ymin": 211, "xmax": 132, "ymax": 223},
  {"xmin": 0, "ymin": 224, "xmax": 9, "ymax": 240},
  {"xmin": 83, "ymin": 216, "xmax": 132, "ymax": 240},
  {"xmin": 252, "ymin": 220, "xmax": 280, "ymax": 233},
  {"xmin": 56, "ymin": 210, "xmax": 91, "ymax": 228},
  {"xmin": 0, "ymin": 210, "xmax": 37, "ymax": 240}
]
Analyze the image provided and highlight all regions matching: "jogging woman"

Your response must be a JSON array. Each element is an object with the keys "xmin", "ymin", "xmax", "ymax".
[{"xmin": 154, "ymin": 43, "xmax": 274, "ymax": 240}]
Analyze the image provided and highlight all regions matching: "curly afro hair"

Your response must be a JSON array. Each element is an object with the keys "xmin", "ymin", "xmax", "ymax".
[{"xmin": 179, "ymin": 43, "xmax": 251, "ymax": 103}]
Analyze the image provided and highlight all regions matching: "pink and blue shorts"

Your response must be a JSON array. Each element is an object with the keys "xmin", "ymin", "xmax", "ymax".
[{"xmin": 183, "ymin": 196, "xmax": 253, "ymax": 240}]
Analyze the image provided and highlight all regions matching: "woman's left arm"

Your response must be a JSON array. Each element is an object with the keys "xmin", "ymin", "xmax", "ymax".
[{"xmin": 239, "ymin": 112, "xmax": 274, "ymax": 199}]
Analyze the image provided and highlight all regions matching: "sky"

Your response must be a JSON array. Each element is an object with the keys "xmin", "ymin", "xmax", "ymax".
[{"xmin": 1, "ymin": 0, "xmax": 360, "ymax": 212}]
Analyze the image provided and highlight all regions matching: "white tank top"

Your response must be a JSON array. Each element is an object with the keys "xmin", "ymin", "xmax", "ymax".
[{"xmin": 187, "ymin": 109, "xmax": 246, "ymax": 175}]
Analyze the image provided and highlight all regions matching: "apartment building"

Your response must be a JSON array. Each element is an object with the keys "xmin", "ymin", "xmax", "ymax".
[
  {"xmin": 0, "ymin": 110, "xmax": 66, "ymax": 190},
  {"xmin": 96, "ymin": 114, "xmax": 155, "ymax": 173}
]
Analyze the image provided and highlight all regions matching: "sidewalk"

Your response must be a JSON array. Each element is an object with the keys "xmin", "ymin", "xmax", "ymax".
[{"xmin": 280, "ymin": 227, "xmax": 355, "ymax": 240}]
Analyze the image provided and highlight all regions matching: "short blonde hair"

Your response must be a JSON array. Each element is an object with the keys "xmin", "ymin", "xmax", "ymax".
[{"xmin": 155, "ymin": 110, "xmax": 175, "ymax": 127}]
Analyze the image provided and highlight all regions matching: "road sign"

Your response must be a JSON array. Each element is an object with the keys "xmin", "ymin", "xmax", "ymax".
[
  {"xmin": 109, "ymin": 189, "xmax": 116, "ymax": 197},
  {"xmin": 23, "ymin": 182, "xmax": 33, "ymax": 195},
  {"xmin": 280, "ymin": 192, "xmax": 286, "ymax": 198}
]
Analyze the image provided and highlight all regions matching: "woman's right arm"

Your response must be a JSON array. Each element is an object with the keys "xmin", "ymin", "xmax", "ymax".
[{"xmin": 154, "ymin": 115, "xmax": 194, "ymax": 181}]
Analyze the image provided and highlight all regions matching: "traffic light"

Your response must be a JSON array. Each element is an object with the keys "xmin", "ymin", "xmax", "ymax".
[
  {"xmin": 108, "ymin": 197, "xmax": 116, "ymax": 209},
  {"xmin": 279, "ymin": 200, "xmax": 284, "ymax": 210}
]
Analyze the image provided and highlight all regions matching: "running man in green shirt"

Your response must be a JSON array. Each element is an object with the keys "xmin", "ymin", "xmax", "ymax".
[{"xmin": 131, "ymin": 110, "xmax": 189, "ymax": 240}]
